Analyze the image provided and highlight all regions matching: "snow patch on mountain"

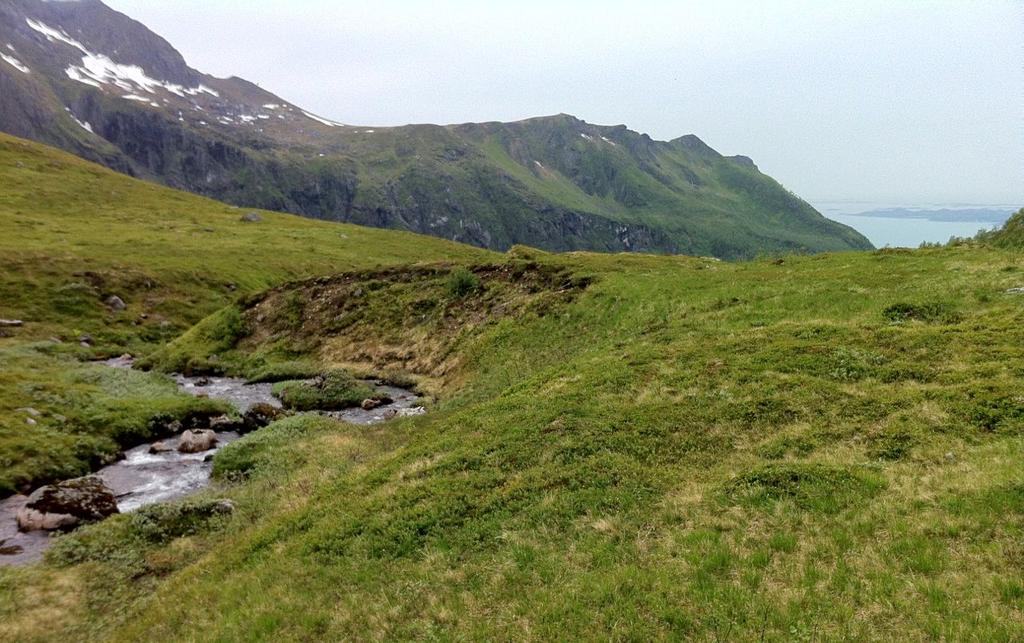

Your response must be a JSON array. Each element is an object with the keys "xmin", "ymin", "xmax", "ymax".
[
  {"xmin": 27, "ymin": 18, "xmax": 219, "ymax": 101},
  {"xmin": 64, "ymin": 107, "xmax": 93, "ymax": 133},
  {"xmin": 25, "ymin": 18, "xmax": 87, "ymax": 53},
  {"xmin": 1, "ymin": 52, "xmax": 30, "ymax": 73}
]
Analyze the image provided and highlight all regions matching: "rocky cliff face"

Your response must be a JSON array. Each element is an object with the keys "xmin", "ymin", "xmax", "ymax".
[{"xmin": 0, "ymin": 0, "xmax": 872, "ymax": 258}]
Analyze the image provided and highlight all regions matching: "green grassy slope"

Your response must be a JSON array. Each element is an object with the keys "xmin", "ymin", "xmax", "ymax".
[
  {"xmin": 4, "ymin": 241, "xmax": 1023, "ymax": 638},
  {"xmin": 0, "ymin": 133, "xmax": 489, "ymax": 492},
  {"xmin": 1, "ymin": 135, "xmax": 1021, "ymax": 640},
  {"xmin": 296, "ymin": 115, "xmax": 874, "ymax": 258}
]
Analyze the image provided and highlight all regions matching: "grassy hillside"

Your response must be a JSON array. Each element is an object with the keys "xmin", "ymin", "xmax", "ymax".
[
  {"xmin": 2, "ymin": 233, "xmax": 1023, "ymax": 637},
  {"xmin": 0, "ymin": 133, "xmax": 488, "ymax": 492},
  {"xmin": 1, "ymin": 135, "xmax": 1022, "ymax": 640},
  {"xmin": 220, "ymin": 115, "xmax": 874, "ymax": 259}
]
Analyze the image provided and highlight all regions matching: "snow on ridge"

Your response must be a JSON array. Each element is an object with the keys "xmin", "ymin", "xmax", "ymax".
[
  {"xmin": 580, "ymin": 133, "xmax": 593, "ymax": 141},
  {"xmin": 600, "ymin": 136, "xmax": 617, "ymax": 146},
  {"xmin": 25, "ymin": 18, "xmax": 88, "ymax": 53},
  {"xmin": 186, "ymin": 84, "xmax": 219, "ymax": 97},
  {"xmin": 1, "ymin": 53, "xmax": 30, "ymax": 73},
  {"xmin": 65, "ymin": 66, "xmax": 100, "ymax": 88},
  {"xmin": 123, "ymin": 94, "xmax": 159, "ymax": 107},
  {"xmin": 27, "ymin": 18, "xmax": 219, "ymax": 100},
  {"xmin": 64, "ymin": 107, "xmax": 93, "ymax": 134},
  {"xmin": 301, "ymin": 110, "xmax": 345, "ymax": 127}
]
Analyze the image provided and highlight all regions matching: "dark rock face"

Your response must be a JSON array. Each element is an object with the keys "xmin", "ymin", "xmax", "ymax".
[{"xmin": 16, "ymin": 475, "xmax": 119, "ymax": 532}]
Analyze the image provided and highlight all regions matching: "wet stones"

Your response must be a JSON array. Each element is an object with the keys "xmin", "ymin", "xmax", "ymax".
[
  {"xmin": 177, "ymin": 430, "xmax": 218, "ymax": 454},
  {"xmin": 16, "ymin": 476, "xmax": 119, "ymax": 532},
  {"xmin": 149, "ymin": 441, "xmax": 173, "ymax": 454}
]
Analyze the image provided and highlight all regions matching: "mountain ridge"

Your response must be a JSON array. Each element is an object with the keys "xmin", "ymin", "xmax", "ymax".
[{"xmin": 0, "ymin": 0, "xmax": 873, "ymax": 258}]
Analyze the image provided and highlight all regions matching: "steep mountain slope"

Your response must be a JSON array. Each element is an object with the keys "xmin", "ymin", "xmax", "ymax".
[{"xmin": 0, "ymin": 0, "xmax": 872, "ymax": 258}]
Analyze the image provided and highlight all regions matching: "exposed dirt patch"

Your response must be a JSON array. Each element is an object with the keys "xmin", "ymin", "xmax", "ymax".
[{"xmin": 238, "ymin": 261, "xmax": 593, "ymax": 388}]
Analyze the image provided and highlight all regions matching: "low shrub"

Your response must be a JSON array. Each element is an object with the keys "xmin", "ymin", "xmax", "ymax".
[
  {"xmin": 213, "ymin": 415, "xmax": 335, "ymax": 480},
  {"xmin": 272, "ymin": 371, "xmax": 376, "ymax": 411},
  {"xmin": 721, "ymin": 463, "xmax": 885, "ymax": 514},
  {"xmin": 882, "ymin": 301, "xmax": 961, "ymax": 324},
  {"xmin": 446, "ymin": 267, "xmax": 480, "ymax": 298},
  {"xmin": 47, "ymin": 498, "xmax": 235, "ymax": 568}
]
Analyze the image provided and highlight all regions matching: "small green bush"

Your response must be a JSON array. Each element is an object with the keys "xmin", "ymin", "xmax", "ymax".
[
  {"xmin": 882, "ymin": 301, "xmax": 961, "ymax": 324},
  {"xmin": 722, "ymin": 463, "xmax": 885, "ymax": 514},
  {"xmin": 214, "ymin": 415, "xmax": 334, "ymax": 480},
  {"xmin": 272, "ymin": 371, "xmax": 376, "ymax": 411},
  {"xmin": 47, "ymin": 498, "xmax": 234, "ymax": 568},
  {"xmin": 867, "ymin": 429, "xmax": 918, "ymax": 461},
  {"xmin": 446, "ymin": 267, "xmax": 480, "ymax": 298}
]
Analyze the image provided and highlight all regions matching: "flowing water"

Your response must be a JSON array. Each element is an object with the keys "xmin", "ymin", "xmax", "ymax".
[{"xmin": 0, "ymin": 361, "xmax": 423, "ymax": 566}]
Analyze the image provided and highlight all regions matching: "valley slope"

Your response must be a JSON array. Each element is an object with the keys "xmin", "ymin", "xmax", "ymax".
[
  {"xmin": 0, "ymin": 134, "xmax": 1022, "ymax": 640},
  {"xmin": 0, "ymin": 0, "xmax": 871, "ymax": 258}
]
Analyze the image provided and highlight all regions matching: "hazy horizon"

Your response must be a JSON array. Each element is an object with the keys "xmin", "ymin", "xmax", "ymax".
[{"xmin": 105, "ymin": 0, "xmax": 1023, "ymax": 206}]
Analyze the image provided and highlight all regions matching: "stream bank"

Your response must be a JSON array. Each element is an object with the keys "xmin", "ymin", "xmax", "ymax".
[{"xmin": 0, "ymin": 359, "xmax": 423, "ymax": 566}]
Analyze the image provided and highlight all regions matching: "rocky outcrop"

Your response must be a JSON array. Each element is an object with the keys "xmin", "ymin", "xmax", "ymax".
[{"xmin": 16, "ymin": 476, "xmax": 119, "ymax": 532}]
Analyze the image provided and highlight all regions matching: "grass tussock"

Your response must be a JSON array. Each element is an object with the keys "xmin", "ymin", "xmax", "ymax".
[{"xmin": 272, "ymin": 372, "xmax": 376, "ymax": 412}]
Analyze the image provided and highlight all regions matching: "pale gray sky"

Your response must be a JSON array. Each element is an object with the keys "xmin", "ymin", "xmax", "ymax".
[{"xmin": 106, "ymin": 0, "xmax": 1023, "ymax": 205}]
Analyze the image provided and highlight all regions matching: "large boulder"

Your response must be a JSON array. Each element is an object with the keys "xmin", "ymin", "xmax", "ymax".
[
  {"xmin": 178, "ymin": 429, "xmax": 218, "ymax": 454},
  {"xmin": 16, "ymin": 476, "xmax": 119, "ymax": 532}
]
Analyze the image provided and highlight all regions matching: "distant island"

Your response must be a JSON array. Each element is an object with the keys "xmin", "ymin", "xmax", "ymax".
[{"xmin": 845, "ymin": 207, "xmax": 1016, "ymax": 224}]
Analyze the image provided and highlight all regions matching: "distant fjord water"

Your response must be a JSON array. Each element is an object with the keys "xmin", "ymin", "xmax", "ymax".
[{"xmin": 816, "ymin": 201, "xmax": 1018, "ymax": 248}]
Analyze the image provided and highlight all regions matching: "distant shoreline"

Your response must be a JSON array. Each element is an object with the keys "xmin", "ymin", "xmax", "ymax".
[{"xmin": 839, "ymin": 207, "xmax": 1015, "ymax": 224}]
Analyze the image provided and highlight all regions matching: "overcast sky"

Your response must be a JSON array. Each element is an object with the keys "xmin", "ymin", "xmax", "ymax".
[{"xmin": 106, "ymin": 0, "xmax": 1022, "ymax": 206}]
